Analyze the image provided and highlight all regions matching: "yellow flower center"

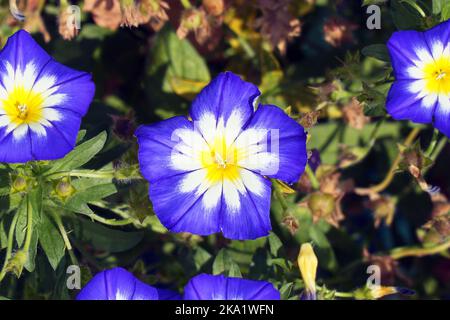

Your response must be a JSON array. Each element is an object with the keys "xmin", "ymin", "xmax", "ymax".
[
  {"xmin": 2, "ymin": 86, "xmax": 44, "ymax": 125},
  {"xmin": 423, "ymin": 56, "xmax": 450, "ymax": 94},
  {"xmin": 201, "ymin": 135, "xmax": 241, "ymax": 184}
]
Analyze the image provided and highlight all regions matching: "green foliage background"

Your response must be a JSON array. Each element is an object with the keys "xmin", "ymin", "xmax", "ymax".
[{"xmin": 0, "ymin": 0, "xmax": 449, "ymax": 300}]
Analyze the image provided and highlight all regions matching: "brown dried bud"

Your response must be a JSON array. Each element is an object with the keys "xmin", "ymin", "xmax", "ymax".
[
  {"xmin": 282, "ymin": 215, "xmax": 299, "ymax": 235},
  {"xmin": 84, "ymin": 0, "xmax": 122, "ymax": 31},
  {"xmin": 342, "ymin": 97, "xmax": 369, "ymax": 130},
  {"xmin": 202, "ymin": 0, "xmax": 224, "ymax": 16},
  {"xmin": 299, "ymin": 110, "xmax": 321, "ymax": 129},
  {"xmin": 323, "ymin": 17, "xmax": 357, "ymax": 48},
  {"xmin": 58, "ymin": 8, "xmax": 79, "ymax": 40}
]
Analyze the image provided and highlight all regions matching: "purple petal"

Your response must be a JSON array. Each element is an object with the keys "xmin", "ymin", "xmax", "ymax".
[
  {"xmin": 183, "ymin": 274, "xmax": 280, "ymax": 300},
  {"xmin": 240, "ymin": 104, "xmax": 307, "ymax": 184},
  {"xmin": 189, "ymin": 72, "xmax": 260, "ymax": 130},
  {"xmin": 76, "ymin": 267, "xmax": 180, "ymax": 300}
]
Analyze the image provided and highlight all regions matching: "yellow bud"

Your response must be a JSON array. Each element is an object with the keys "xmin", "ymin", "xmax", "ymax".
[
  {"xmin": 6, "ymin": 250, "xmax": 28, "ymax": 278},
  {"xmin": 11, "ymin": 176, "xmax": 28, "ymax": 193},
  {"xmin": 54, "ymin": 178, "xmax": 76, "ymax": 200},
  {"xmin": 354, "ymin": 285, "xmax": 413, "ymax": 300},
  {"xmin": 298, "ymin": 243, "xmax": 318, "ymax": 299}
]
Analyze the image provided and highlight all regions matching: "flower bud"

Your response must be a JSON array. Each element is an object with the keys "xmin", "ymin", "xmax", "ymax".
[
  {"xmin": 354, "ymin": 285, "xmax": 414, "ymax": 300},
  {"xmin": 308, "ymin": 192, "xmax": 335, "ymax": 218},
  {"xmin": 202, "ymin": 0, "xmax": 224, "ymax": 17},
  {"xmin": 11, "ymin": 175, "xmax": 28, "ymax": 193},
  {"xmin": 298, "ymin": 243, "xmax": 318, "ymax": 300},
  {"xmin": 6, "ymin": 250, "xmax": 28, "ymax": 278},
  {"xmin": 54, "ymin": 178, "xmax": 76, "ymax": 200}
]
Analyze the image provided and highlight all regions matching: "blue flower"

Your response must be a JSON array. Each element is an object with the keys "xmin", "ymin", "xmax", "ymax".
[
  {"xmin": 183, "ymin": 274, "xmax": 280, "ymax": 300},
  {"xmin": 0, "ymin": 30, "xmax": 94, "ymax": 163},
  {"xmin": 387, "ymin": 20, "xmax": 450, "ymax": 137},
  {"xmin": 136, "ymin": 72, "xmax": 307, "ymax": 240},
  {"xmin": 76, "ymin": 267, "xmax": 180, "ymax": 300}
]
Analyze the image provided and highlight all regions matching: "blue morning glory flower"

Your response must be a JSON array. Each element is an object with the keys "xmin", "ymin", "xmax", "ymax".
[
  {"xmin": 183, "ymin": 274, "xmax": 280, "ymax": 300},
  {"xmin": 0, "ymin": 30, "xmax": 94, "ymax": 163},
  {"xmin": 387, "ymin": 20, "xmax": 450, "ymax": 137},
  {"xmin": 135, "ymin": 72, "xmax": 307, "ymax": 240},
  {"xmin": 76, "ymin": 267, "xmax": 180, "ymax": 300}
]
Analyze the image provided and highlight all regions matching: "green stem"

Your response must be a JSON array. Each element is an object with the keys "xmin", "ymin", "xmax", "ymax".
[
  {"xmin": 356, "ymin": 127, "xmax": 421, "ymax": 195},
  {"xmin": 389, "ymin": 240, "xmax": 450, "ymax": 260},
  {"xmin": 272, "ymin": 180, "xmax": 288, "ymax": 212},
  {"xmin": 78, "ymin": 211, "xmax": 134, "ymax": 226},
  {"xmin": 401, "ymin": 0, "xmax": 426, "ymax": 18},
  {"xmin": 368, "ymin": 117, "xmax": 386, "ymax": 147},
  {"xmin": 317, "ymin": 285, "xmax": 354, "ymax": 299},
  {"xmin": 430, "ymin": 136, "xmax": 447, "ymax": 162},
  {"xmin": 22, "ymin": 195, "xmax": 33, "ymax": 253},
  {"xmin": 45, "ymin": 169, "xmax": 143, "ymax": 181},
  {"xmin": 305, "ymin": 164, "xmax": 320, "ymax": 190},
  {"xmin": 50, "ymin": 211, "xmax": 78, "ymax": 266},
  {"xmin": 0, "ymin": 213, "xmax": 20, "ymax": 282},
  {"xmin": 425, "ymin": 129, "xmax": 440, "ymax": 157}
]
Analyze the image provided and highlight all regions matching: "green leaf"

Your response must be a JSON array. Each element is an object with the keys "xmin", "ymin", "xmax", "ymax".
[
  {"xmin": 45, "ymin": 131, "xmax": 107, "ymax": 175},
  {"xmin": 24, "ymin": 226, "xmax": 38, "ymax": 272},
  {"xmin": 361, "ymin": 44, "xmax": 390, "ymax": 62},
  {"xmin": 441, "ymin": 3, "xmax": 450, "ymax": 20},
  {"xmin": 391, "ymin": 0, "xmax": 424, "ymax": 30},
  {"xmin": 279, "ymin": 282, "xmax": 295, "ymax": 300},
  {"xmin": 212, "ymin": 249, "xmax": 242, "ymax": 277},
  {"xmin": 433, "ymin": 0, "xmax": 444, "ymax": 14},
  {"xmin": 147, "ymin": 25, "xmax": 210, "ymax": 95},
  {"xmin": 309, "ymin": 226, "xmax": 338, "ymax": 271},
  {"xmin": 268, "ymin": 232, "xmax": 283, "ymax": 257},
  {"xmin": 78, "ymin": 24, "xmax": 114, "ymax": 40},
  {"xmin": 38, "ymin": 212, "xmax": 66, "ymax": 270},
  {"xmin": 68, "ymin": 217, "xmax": 144, "ymax": 253},
  {"xmin": 193, "ymin": 246, "xmax": 212, "ymax": 270},
  {"xmin": 62, "ymin": 180, "xmax": 117, "ymax": 215},
  {"xmin": 15, "ymin": 188, "xmax": 42, "ymax": 248}
]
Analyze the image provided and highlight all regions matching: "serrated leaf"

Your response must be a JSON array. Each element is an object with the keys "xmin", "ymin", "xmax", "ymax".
[
  {"xmin": 45, "ymin": 131, "xmax": 107, "ymax": 175},
  {"xmin": 38, "ymin": 212, "xmax": 66, "ymax": 270}
]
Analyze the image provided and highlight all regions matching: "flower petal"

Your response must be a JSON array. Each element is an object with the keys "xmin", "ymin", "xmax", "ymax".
[
  {"xmin": 183, "ymin": 274, "xmax": 280, "ymax": 300},
  {"xmin": 149, "ymin": 171, "xmax": 222, "ymax": 235},
  {"xmin": 220, "ymin": 169, "xmax": 272, "ymax": 240},
  {"xmin": 433, "ymin": 94, "xmax": 450, "ymax": 137},
  {"xmin": 76, "ymin": 267, "xmax": 180, "ymax": 300},
  {"xmin": 388, "ymin": 30, "xmax": 431, "ymax": 80},
  {"xmin": 237, "ymin": 104, "xmax": 307, "ymax": 184},
  {"xmin": 386, "ymin": 80, "xmax": 436, "ymax": 123},
  {"xmin": 136, "ymin": 116, "xmax": 206, "ymax": 183},
  {"xmin": 189, "ymin": 72, "xmax": 260, "ymax": 143}
]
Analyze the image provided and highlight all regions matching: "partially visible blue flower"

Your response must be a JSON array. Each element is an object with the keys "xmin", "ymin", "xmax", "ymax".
[
  {"xmin": 0, "ymin": 30, "xmax": 94, "ymax": 163},
  {"xmin": 136, "ymin": 72, "xmax": 307, "ymax": 240},
  {"xmin": 76, "ymin": 267, "xmax": 180, "ymax": 300},
  {"xmin": 387, "ymin": 20, "xmax": 450, "ymax": 137},
  {"xmin": 183, "ymin": 274, "xmax": 280, "ymax": 300}
]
